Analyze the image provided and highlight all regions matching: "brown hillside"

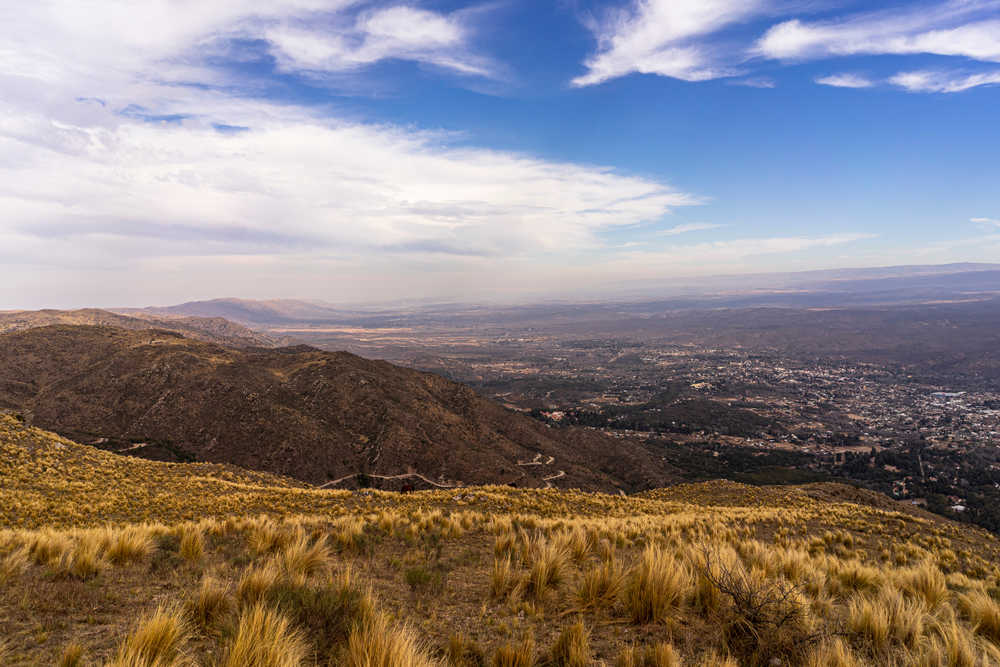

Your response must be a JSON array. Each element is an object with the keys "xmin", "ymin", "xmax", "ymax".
[
  {"xmin": 0, "ymin": 308, "xmax": 276, "ymax": 347},
  {"xmin": 0, "ymin": 325, "xmax": 680, "ymax": 491}
]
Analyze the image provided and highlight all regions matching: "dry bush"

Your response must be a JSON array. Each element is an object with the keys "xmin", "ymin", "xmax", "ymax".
[
  {"xmin": 493, "ymin": 638, "xmax": 535, "ymax": 667},
  {"xmin": 546, "ymin": 621, "xmax": 590, "ymax": 667},
  {"xmin": 105, "ymin": 526, "xmax": 154, "ymax": 565},
  {"xmin": 221, "ymin": 603, "xmax": 308, "ymax": 667},
  {"xmin": 57, "ymin": 642, "xmax": 87, "ymax": 667},
  {"xmin": 577, "ymin": 559, "xmax": 624, "ymax": 611},
  {"xmin": 108, "ymin": 605, "xmax": 188, "ymax": 667},
  {"xmin": 695, "ymin": 548, "xmax": 816, "ymax": 664},
  {"xmin": 185, "ymin": 575, "xmax": 234, "ymax": 635},
  {"xmin": 615, "ymin": 642, "xmax": 682, "ymax": 667},
  {"xmin": 623, "ymin": 545, "xmax": 691, "ymax": 624},
  {"xmin": 346, "ymin": 609, "xmax": 437, "ymax": 667}
]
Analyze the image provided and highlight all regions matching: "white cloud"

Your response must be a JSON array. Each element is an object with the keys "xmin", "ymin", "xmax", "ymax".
[
  {"xmin": 890, "ymin": 69, "xmax": 1000, "ymax": 92},
  {"xmin": 572, "ymin": 0, "xmax": 770, "ymax": 86},
  {"xmin": 971, "ymin": 217, "xmax": 1000, "ymax": 227},
  {"xmin": 756, "ymin": 2, "xmax": 1000, "ymax": 63},
  {"xmin": 658, "ymin": 223, "xmax": 725, "ymax": 236},
  {"xmin": 815, "ymin": 73, "xmax": 874, "ymax": 88},
  {"xmin": 729, "ymin": 77, "xmax": 776, "ymax": 88},
  {"xmin": 266, "ymin": 6, "xmax": 493, "ymax": 77}
]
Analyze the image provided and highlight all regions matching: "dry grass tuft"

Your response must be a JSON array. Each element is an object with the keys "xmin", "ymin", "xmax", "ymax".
[
  {"xmin": 623, "ymin": 546, "xmax": 690, "ymax": 624},
  {"xmin": 577, "ymin": 559, "xmax": 624, "ymax": 611},
  {"xmin": 493, "ymin": 638, "xmax": 535, "ymax": 667},
  {"xmin": 178, "ymin": 525, "xmax": 204, "ymax": 563},
  {"xmin": 615, "ymin": 642, "xmax": 682, "ymax": 667},
  {"xmin": 185, "ymin": 575, "xmax": 234, "ymax": 635},
  {"xmin": 0, "ymin": 545, "xmax": 29, "ymax": 584},
  {"xmin": 108, "ymin": 605, "xmax": 188, "ymax": 667},
  {"xmin": 346, "ymin": 609, "xmax": 437, "ymax": 667},
  {"xmin": 958, "ymin": 589, "xmax": 1000, "ymax": 643},
  {"xmin": 57, "ymin": 641, "xmax": 87, "ymax": 667},
  {"xmin": 221, "ymin": 603, "xmax": 308, "ymax": 667},
  {"xmin": 106, "ymin": 526, "xmax": 154, "ymax": 565},
  {"xmin": 547, "ymin": 621, "xmax": 590, "ymax": 667}
]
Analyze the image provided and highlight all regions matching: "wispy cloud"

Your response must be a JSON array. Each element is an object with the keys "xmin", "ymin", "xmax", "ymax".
[
  {"xmin": 890, "ymin": 69, "xmax": 1000, "ymax": 92},
  {"xmin": 755, "ymin": 3, "xmax": 1000, "ymax": 62},
  {"xmin": 573, "ymin": 0, "xmax": 1000, "ymax": 92},
  {"xmin": 658, "ymin": 222, "xmax": 725, "ymax": 236},
  {"xmin": 815, "ymin": 73, "xmax": 874, "ymax": 89},
  {"xmin": 571, "ymin": 0, "xmax": 770, "ymax": 86},
  {"xmin": 971, "ymin": 217, "xmax": 1000, "ymax": 227}
]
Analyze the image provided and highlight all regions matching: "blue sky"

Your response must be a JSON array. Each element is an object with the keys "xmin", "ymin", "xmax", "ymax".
[{"xmin": 0, "ymin": 0, "xmax": 998, "ymax": 307}]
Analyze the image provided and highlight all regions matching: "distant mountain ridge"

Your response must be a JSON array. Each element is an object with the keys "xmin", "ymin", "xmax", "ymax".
[
  {"xmin": 119, "ymin": 263, "xmax": 1000, "ymax": 328},
  {"xmin": 0, "ymin": 308, "xmax": 277, "ymax": 347},
  {"xmin": 0, "ymin": 325, "xmax": 680, "ymax": 492}
]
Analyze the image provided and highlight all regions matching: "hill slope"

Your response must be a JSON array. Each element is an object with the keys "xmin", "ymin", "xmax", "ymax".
[
  {"xmin": 0, "ymin": 308, "xmax": 276, "ymax": 347},
  {"xmin": 0, "ymin": 325, "xmax": 679, "ymax": 491},
  {"xmin": 2, "ymin": 415, "xmax": 999, "ymax": 665}
]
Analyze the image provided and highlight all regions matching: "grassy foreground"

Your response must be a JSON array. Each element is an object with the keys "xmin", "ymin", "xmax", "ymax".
[{"xmin": 2, "ymin": 415, "xmax": 1000, "ymax": 665}]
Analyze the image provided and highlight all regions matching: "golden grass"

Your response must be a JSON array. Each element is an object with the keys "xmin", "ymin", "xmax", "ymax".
[
  {"xmin": 492, "ymin": 638, "xmax": 535, "ymax": 667},
  {"xmin": 108, "ymin": 605, "xmax": 188, "ymax": 667},
  {"xmin": 185, "ymin": 575, "xmax": 235, "ymax": 635},
  {"xmin": 221, "ymin": 603, "xmax": 308, "ymax": 667},
  {"xmin": 346, "ymin": 609, "xmax": 438, "ymax": 667},
  {"xmin": 623, "ymin": 545, "xmax": 691, "ymax": 624},
  {"xmin": 4, "ymin": 416, "xmax": 1000, "ymax": 665},
  {"xmin": 57, "ymin": 642, "xmax": 87, "ymax": 667},
  {"xmin": 547, "ymin": 620, "xmax": 591, "ymax": 667}
]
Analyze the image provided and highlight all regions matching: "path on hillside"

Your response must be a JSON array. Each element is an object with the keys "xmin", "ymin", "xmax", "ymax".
[{"xmin": 317, "ymin": 471, "xmax": 457, "ymax": 489}]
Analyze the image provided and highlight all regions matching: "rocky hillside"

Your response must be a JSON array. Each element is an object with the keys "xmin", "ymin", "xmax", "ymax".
[
  {"xmin": 0, "ymin": 325, "xmax": 680, "ymax": 491},
  {"xmin": 0, "ymin": 308, "xmax": 276, "ymax": 347}
]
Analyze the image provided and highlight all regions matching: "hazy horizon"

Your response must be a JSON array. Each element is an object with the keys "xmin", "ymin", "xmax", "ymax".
[{"xmin": 2, "ymin": 1, "xmax": 999, "ymax": 308}]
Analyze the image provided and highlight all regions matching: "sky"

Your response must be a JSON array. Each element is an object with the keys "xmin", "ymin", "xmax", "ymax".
[{"xmin": 1, "ymin": 0, "xmax": 999, "ymax": 308}]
